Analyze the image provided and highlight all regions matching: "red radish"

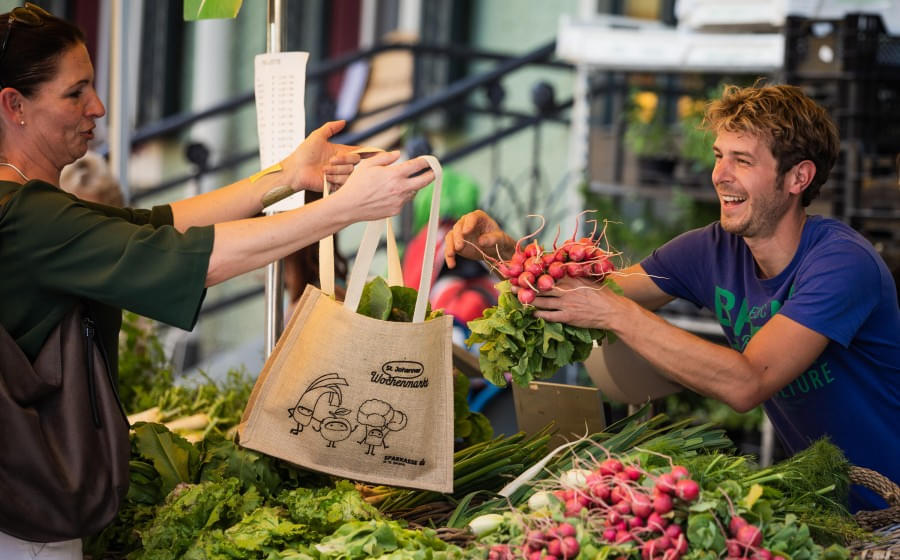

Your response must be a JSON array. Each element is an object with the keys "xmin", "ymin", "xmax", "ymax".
[
  {"xmin": 525, "ymin": 256, "xmax": 544, "ymax": 277},
  {"xmin": 665, "ymin": 524, "xmax": 683, "ymax": 539},
  {"xmin": 548, "ymin": 261, "xmax": 566, "ymax": 279},
  {"xmin": 670, "ymin": 466, "xmax": 690, "ymax": 480},
  {"xmin": 624, "ymin": 465, "xmax": 643, "ymax": 481},
  {"xmin": 488, "ymin": 545, "xmax": 513, "ymax": 560},
  {"xmin": 509, "ymin": 276, "xmax": 519, "ymax": 287},
  {"xmin": 727, "ymin": 540, "xmax": 743, "ymax": 557},
  {"xmin": 615, "ymin": 471, "xmax": 632, "ymax": 482},
  {"xmin": 525, "ymin": 530, "xmax": 545, "ymax": 550},
  {"xmin": 755, "ymin": 549, "xmax": 773, "ymax": 560},
  {"xmin": 599, "ymin": 458, "xmax": 624, "ymax": 475},
  {"xmin": 631, "ymin": 494, "xmax": 653, "ymax": 518},
  {"xmin": 537, "ymin": 274, "xmax": 555, "ymax": 291},
  {"xmin": 556, "ymin": 523, "xmax": 577, "ymax": 538},
  {"xmin": 518, "ymin": 288, "xmax": 536, "ymax": 305},
  {"xmin": 736, "ymin": 524, "xmax": 763, "ymax": 548},
  {"xmin": 589, "ymin": 482, "xmax": 610, "ymax": 501},
  {"xmin": 560, "ymin": 536, "xmax": 580, "ymax": 559},
  {"xmin": 519, "ymin": 271, "xmax": 536, "ymax": 288},
  {"xmin": 673, "ymin": 534, "xmax": 688, "ymax": 555},
  {"xmin": 565, "ymin": 262, "xmax": 585, "ymax": 278},
  {"xmin": 603, "ymin": 528, "xmax": 617, "ymax": 541},
  {"xmin": 568, "ymin": 244, "xmax": 586, "ymax": 262},
  {"xmin": 523, "ymin": 242, "xmax": 541, "ymax": 258},
  {"xmin": 607, "ymin": 510, "xmax": 622, "ymax": 525},
  {"xmin": 662, "ymin": 550, "xmax": 680, "ymax": 560},
  {"xmin": 592, "ymin": 257, "xmax": 615, "ymax": 277},
  {"xmin": 646, "ymin": 512, "xmax": 667, "ymax": 531},
  {"xmin": 576, "ymin": 493, "xmax": 592, "ymax": 508},
  {"xmin": 655, "ymin": 473, "xmax": 677, "ymax": 495},
  {"xmin": 653, "ymin": 493, "xmax": 674, "ymax": 514},
  {"xmin": 542, "ymin": 253, "xmax": 557, "ymax": 266},
  {"xmin": 506, "ymin": 261, "xmax": 524, "ymax": 277},
  {"xmin": 729, "ymin": 516, "xmax": 749, "ymax": 537},
  {"xmin": 547, "ymin": 538, "xmax": 562, "ymax": 557},
  {"xmin": 629, "ymin": 515, "xmax": 646, "ymax": 529},
  {"xmin": 511, "ymin": 251, "xmax": 526, "ymax": 265},
  {"xmin": 614, "ymin": 530, "xmax": 633, "ymax": 544},
  {"xmin": 554, "ymin": 249, "xmax": 568, "ymax": 262},
  {"xmin": 613, "ymin": 501, "xmax": 631, "ymax": 515},
  {"xmin": 565, "ymin": 499, "xmax": 582, "ymax": 517},
  {"xmin": 609, "ymin": 486, "xmax": 625, "ymax": 504},
  {"xmin": 675, "ymin": 479, "xmax": 700, "ymax": 502},
  {"xmin": 528, "ymin": 551, "xmax": 543, "ymax": 560}
]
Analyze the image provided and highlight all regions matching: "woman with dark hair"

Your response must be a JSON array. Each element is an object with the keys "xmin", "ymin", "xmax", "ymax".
[{"xmin": 0, "ymin": 4, "xmax": 432, "ymax": 556}]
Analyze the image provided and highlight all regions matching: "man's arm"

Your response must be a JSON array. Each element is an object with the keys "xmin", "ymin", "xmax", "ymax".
[
  {"xmin": 534, "ymin": 272, "xmax": 829, "ymax": 412},
  {"xmin": 611, "ymin": 263, "xmax": 676, "ymax": 311}
]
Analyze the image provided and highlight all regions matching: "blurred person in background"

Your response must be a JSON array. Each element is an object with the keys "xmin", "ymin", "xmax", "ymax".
[
  {"xmin": 0, "ymin": 4, "xmax": 433, "ymax": 557},
  {"xmin": 59, "ymin": 150, "xmax": 122, "ymax": 206},
  {"xmin": 445, "ymin": 83, "xmax": 900, "ymax": 513}
]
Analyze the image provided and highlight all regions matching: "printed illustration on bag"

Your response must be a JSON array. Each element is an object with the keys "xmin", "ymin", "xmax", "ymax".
[
  {"xmin": 286, "ymin": 373, "xmax": 409, "ymax": 455},
  {"xmin": 356, "ymin": 399, "xmax": 408, "ymax": 455},
  {"xmin": 287, "ymin": 373, "xmax": 356, "ymax": 448}
]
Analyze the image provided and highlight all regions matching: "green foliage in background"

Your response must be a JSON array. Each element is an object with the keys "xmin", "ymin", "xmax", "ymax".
[{"xmin": 582, "ymin": 185, "xmax": 719, "ymax": 263}]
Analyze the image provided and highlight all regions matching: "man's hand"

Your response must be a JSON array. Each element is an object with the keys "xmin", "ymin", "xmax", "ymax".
[
  {"xmin": 444, "ymin": 210, "xmax": 516, "ymax": 269},
  {"xmin": 281, "ymin": 120, "xmax": 359, "ymax": 192},
  {"xmin": 531, "ymin": 276, "xmax": 629, "ymax": 331}
]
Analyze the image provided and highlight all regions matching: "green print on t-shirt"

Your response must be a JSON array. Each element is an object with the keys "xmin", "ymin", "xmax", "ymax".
[
  {"xmin": 714, "ymin": 286, "xmax": 781, "ymax": 349},
  {"xmin": 714, "ymin": 285, "xmax": 835, "ymax": 399}
]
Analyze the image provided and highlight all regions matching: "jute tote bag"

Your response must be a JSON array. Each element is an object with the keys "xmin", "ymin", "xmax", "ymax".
[{"xmin": 239, "ymin": 156, "xmax": 454, "ymax": 493}]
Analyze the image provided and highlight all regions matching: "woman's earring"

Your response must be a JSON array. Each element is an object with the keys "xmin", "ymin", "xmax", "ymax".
[{"xmin": 19, "ymin": 120, "xmax": 24, "ymax": 126}]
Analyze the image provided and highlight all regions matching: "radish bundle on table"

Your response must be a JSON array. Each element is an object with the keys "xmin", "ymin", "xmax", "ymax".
[{"xmin": 466, "ymin": 216, "xmax": 620, "ymax": 387}]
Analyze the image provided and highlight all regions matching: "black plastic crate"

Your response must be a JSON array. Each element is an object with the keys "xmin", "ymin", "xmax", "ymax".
[{"xmin": 784, "ymin": 12, "xmax": 900, "ymax": 76}]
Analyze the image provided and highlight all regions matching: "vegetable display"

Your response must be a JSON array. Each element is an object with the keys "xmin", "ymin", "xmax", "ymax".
[{"xmin": 79, "ymin": 285, "xmax": 885, "ymax": 560}]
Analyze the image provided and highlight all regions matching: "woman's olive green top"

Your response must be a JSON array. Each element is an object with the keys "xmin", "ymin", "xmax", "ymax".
[{"xmin": 0, "ymin": 180, "xmax": 214, "ymax": 374}]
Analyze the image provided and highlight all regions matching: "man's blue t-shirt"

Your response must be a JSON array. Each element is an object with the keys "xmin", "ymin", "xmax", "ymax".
[{"xmin": 641, "ymin": 216, "xmax": 900, "ymax": 511}]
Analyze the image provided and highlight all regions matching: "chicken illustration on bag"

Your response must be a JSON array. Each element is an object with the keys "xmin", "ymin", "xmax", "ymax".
[
  {"xmin": 287, "ymin": 373, "xmax": 353, "ymax": 438},
  {"xmin": 356, "ymin": 398, "xmax": 408, "ymax": 456}
]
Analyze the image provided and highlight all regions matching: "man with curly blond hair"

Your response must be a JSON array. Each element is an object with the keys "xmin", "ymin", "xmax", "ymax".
[{"xmin": 445, "ymin": 83, "xmax": 900, "ymax": 512}]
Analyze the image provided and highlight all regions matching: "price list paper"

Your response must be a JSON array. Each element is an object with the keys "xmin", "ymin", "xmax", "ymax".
[{"xmin": 254, "ymin": 51, "xmax": 309, "ymax": 212}]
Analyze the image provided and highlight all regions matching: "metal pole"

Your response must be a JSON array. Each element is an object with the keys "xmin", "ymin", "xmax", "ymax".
[
  {"xmin": 263, "ymin": 0, "xmax": 285, "ymax": 358},
  {"xmin": 108, "ymin": 0, "xmax": 130, "ymax": 203}
]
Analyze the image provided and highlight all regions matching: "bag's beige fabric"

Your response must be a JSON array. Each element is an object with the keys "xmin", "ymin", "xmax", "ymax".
[{"xmin": 239, "ymin": 156, "xmax": 454, "ymax": 492}]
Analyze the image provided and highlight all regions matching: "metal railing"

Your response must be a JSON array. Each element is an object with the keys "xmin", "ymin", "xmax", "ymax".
[{"xmin": 127, "ymin": 40, "xmax": 571, "ymax": 205}]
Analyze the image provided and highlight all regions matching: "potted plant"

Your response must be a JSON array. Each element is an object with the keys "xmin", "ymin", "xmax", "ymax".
[
  {"xmin": 624, "ymin": 90, "xmax": 679, "ymax": 185},
  {"xmin": 677, "ymin": 90, "xmax": 719, "ymax": 187}
]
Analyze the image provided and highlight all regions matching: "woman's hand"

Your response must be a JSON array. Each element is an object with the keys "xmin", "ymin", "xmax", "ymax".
[
  {"xmin": 330, "ymin": 152, "xmax": 434, "ymax": 221},
  {"xmin": 280, "ymin": 120, "xmax": 359, "ymax": 192},
  {"xmin": 443, "ymin": 210, "xmax": 515, "ymax": 269}
]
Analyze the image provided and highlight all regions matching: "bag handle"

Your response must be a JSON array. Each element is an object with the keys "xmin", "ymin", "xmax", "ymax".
[
  {"xmin": 317, "ymin": 147, "xmax": 404, "ymax": 297},
  {"xmin": 342, "ymin": 155, "xmax": 442, "ymax": 323}
]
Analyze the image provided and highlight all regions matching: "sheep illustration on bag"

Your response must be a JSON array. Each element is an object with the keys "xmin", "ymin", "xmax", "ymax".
[{"xmin": 356, "ymin": 398, "xmax": 408, "ymax": 455}]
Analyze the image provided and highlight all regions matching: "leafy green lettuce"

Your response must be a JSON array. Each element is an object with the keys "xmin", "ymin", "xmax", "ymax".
[{"xmin": 466, "ymin": 280, "xmax": 617, "ymax": 386}]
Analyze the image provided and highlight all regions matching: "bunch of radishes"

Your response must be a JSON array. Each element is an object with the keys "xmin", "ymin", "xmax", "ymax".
[
  {"xmin": 489, "ymin": 222, "xmax": 617, "ymax": 306},
  {"xmin": 530, "ymin": 458, "xmax": 700, "ymax": 560}
]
